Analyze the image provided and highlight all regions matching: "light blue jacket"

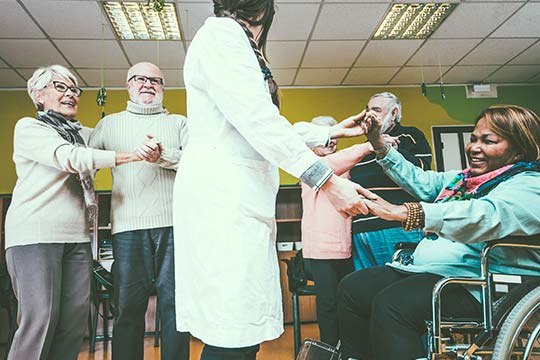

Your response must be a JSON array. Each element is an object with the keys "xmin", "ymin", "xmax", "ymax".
[{"xmin": 379, "ymin": 147, "xmax": 540, "ymax": 297}]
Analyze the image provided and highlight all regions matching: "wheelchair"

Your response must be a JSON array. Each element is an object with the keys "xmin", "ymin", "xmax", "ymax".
[{"xmin": 409, "ymin": 234, "xmax": 540, "ymax": 360}]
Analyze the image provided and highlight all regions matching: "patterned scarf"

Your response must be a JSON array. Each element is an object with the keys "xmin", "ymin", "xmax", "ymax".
[
  {"xmin": 423, "ymin": 161, "xmax": 540, "ymax": 240},
  {"xmin": 435, "ymin": 162, "xmax": 540, "ymax": 203},
  {"xmin": 37, "ymin": 110, "xmax": 97, "ymax": 221}
]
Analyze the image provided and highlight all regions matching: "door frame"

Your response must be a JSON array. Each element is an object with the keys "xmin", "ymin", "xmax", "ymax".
[{"xmin": 432, "ymin": 125, "xmax": 474, "ymax": 172}]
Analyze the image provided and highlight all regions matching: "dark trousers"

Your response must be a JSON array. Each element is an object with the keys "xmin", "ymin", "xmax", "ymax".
[
  {"xmin": 112, "ymin": 227, "xmax": 190, "ymax": 360},
  {"xmin": 306, "ymin": 258, "xmax": 353, "ymax": 346},
  {"xmin": 337, "ymin": 266, "xmax": 482, "ymax": 360},
  {"xmin": 6, "ymin": 243, "xmax": 91, "ymax": 360},
  {"xmin": 201, "ymin": 344, "xmax": 260, "ymax": 360}
]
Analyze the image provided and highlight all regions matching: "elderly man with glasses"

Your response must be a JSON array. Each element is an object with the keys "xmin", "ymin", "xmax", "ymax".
[{"xmin": 90, "ymin": 62, "xmax": 189, "ymax": 360}]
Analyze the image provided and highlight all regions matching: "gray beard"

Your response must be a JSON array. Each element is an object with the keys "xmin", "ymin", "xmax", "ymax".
[{"xmin": 381, "ymin": 113, "xmax": 395, "ymax": 134}]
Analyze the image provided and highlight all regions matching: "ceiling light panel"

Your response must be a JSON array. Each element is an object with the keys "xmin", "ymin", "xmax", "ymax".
[
  {"xmin": 103, "ymin": 2, "xmax": 181, "ymax": 41},
  {"xmin": 374, "ymin": 3, "xmax": 457, "ymax": 40}
]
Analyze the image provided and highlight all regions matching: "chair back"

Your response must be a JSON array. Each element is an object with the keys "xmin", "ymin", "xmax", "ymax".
[
  {"xmin": 92, "ymin": 260, "xmax": 113, "ymax": 291},
  {"xmin": 282, "ymin": 250, "xmax": 313, "ymax": 292}
]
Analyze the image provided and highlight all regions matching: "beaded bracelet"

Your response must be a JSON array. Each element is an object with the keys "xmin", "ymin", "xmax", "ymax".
[{"xmin": 402, "ymin": 202, "xmax": 425, "ymax": 232}]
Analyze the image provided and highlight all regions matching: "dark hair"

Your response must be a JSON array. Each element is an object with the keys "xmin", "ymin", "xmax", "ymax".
[
  {"xmin": 213, "ymin": 0, "xmax": 280, "ymax": 108},
  {"xmin": 476, "ymin": 105, "xmax": 540, "ymax": 162}
]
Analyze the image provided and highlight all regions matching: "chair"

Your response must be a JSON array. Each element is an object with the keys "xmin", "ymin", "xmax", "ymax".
[
  {"xmin": 423, "ymin": 235, "xmax": 540, "ymax": 359},
  {"xmin": 282, "ymin": 250, "xmax": 317, "ymax": 357},
  {"xmin": 88, "ymin": 261, "xmax": 161, "ymax": 352},
  {"xmin": 0, "ymin": 261, "xmax": 17, "ymax": 360},
  {"xmin": 89, "ymin": 260, "xmax": 114, "ymax": 353}
]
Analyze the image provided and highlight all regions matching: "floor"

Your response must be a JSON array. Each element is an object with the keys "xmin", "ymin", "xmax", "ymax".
[{"xmin": 76, "ymin": 323, "xmax": 319, "ymax": 360}]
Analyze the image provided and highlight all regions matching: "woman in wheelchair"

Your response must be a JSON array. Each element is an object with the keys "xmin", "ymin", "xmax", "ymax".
[{"xmin": 337, "ymin": 105, "xmax": 540, "ymax": 360}]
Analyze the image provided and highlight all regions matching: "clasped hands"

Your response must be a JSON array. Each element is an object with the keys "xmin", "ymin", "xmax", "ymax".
[
  {"xmin": 135, "ymin": 134, "xmax": 163, "ymax": 163},
  {"xmin": 322, "ymin": 110, "xmax": 403, "ymax": 220}
]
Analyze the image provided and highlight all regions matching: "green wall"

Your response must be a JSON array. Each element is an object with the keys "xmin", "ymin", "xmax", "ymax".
[{"xmin": 1, "ymin": 84, "xmax": 539, "ymax": 193}]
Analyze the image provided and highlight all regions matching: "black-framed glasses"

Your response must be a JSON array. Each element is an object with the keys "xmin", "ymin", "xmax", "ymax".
[
  {"xmin": 128, "ymin": 75, "xmax": 164, "ymax": 86},
  {"xmin": 51, "ymin": 81, "xmax": 83, "ymax": 97}
]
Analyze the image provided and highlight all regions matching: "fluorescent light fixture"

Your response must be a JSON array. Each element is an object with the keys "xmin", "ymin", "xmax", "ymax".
[
  {"xmin": 103, "ymin": 2, "xmax": 181, "ymax": 40},
  {"xmin": 374, "ymin": 3, "xmax": 457, "ymax": 40}
]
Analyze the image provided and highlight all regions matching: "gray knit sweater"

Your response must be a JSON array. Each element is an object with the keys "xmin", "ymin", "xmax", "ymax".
[{"xmin": 90, "ymin": 101, "xmax": 188, "ymax": 234}]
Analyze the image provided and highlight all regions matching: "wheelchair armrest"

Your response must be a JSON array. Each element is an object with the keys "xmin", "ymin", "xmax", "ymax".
[
  {"xmin": 480, "ymin": 234, "xmax": 540, "ymax": 278},
  {"xmin": 482, "ymin": 234, "xmax": 540, "ymax": 255}
]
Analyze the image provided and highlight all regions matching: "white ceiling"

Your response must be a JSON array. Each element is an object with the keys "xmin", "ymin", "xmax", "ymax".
[{"xmin": 0, "ymin": 0, "xmax": 539, "ymax": 88}]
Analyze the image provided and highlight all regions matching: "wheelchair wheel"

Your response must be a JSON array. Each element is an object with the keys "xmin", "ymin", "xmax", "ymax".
[{"xmin": 493, "ymin": 285, "xmax": 540, "ymax": 360}]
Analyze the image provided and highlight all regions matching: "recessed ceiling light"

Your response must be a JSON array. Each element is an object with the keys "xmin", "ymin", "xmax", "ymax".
[
  {"xmin": 103, "ymin": 1, "xmax": 181, "ymax": 40},
  {"xmin": 374, "ymin": 3, "xmax": 457, "ymax": 40}
]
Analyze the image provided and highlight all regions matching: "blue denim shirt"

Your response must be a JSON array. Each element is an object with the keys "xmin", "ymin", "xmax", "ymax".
[{"xmin": 378, "ymin": 147, "xmax": 540, "ymax": 300}]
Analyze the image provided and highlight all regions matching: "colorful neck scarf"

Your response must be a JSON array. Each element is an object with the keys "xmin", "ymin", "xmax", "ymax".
[{"xmin": 436, "ymin": 162, "xmax": 540, "ymax": 203}]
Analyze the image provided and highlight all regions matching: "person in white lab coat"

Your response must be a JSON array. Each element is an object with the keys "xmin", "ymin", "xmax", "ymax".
[{"xmin": 173, "ymin": 0, "xmax": 375, "ymax": 358}]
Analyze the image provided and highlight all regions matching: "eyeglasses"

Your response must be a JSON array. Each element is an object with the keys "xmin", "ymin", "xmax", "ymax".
[
  {"xmin": 51, "ymin": 81, "xmax": 83, "ymax": 97},
  {"xmin": 128, "ymin": 75, "xmax": 164, "ymax": 86}
]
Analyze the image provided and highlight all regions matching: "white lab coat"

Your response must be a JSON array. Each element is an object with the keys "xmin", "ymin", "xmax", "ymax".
[{"xmin": 173, "ymin": 17, "xmax": 327, "ymax": 347}]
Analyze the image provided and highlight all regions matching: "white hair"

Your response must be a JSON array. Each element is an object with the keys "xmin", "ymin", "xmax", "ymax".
[
  {"xmin": 27, "ymin": 65, "xmax": 79, "ymax": 110},
  {"xmin": 370, "ymin": 92, "xmax": 402, "ymax": 123},
  {"xmin": 311, "ymin": 116, "xmax": 337, "ymax": 127}
]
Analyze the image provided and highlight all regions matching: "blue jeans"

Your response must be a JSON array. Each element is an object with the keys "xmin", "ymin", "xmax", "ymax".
[
  {"xmin": 112, "ymin": 227, "xmax": 189, "ymax": 360},
  {"xmin": 352, "ymin": 228, "xmax": 423, "ymax": 270}
]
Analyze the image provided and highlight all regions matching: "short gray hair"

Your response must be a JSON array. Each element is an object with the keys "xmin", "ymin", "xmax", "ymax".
[
  {"xmin": 311, "ymin": 116, "xmax": 337, "ymax": 127},
  {"xmin": 27, "ymin": 65, "xmax": 79, "ymax": 110},
  {"xmin": 370, "ymin": 92, "xmax": 401, "ymax": 123}
]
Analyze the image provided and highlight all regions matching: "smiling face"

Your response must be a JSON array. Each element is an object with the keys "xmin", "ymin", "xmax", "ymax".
[
  {"xmin": 466, "ymin": 117, "xmax": 520, "ymax": 177},
  {"xmin": 35, "ymin": 77, "xmax": 79, "ymax": 119},
  {"xmin": 126, "ymin": 62, "xmax": 164, "ymax": 105}
]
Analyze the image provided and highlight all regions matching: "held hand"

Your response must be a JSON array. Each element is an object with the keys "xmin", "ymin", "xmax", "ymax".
[
  {"xmin": 329, "ymin": 111, "xmax": 368, "ymax": 139},
  {"xmin": 312, "ymin": 140, "xmax": 337, "ymax": 157},
  {"xmin": 381, "ymin": 134, "xmax": 400, "ymax": 149},
  {"xmin": 365, "ymin": 196, "xmax": 408, "ymax": 222},
  {"xmin": 321, "ymin": 175, "xmax": 376, "ymax": 217},
  {"xmin": 136, "ymin": 134, "xmax": 162, "ymax": 163},
  {"xmin": 364, "ymin": 111, "xmax": 386, "ymax": 149}
]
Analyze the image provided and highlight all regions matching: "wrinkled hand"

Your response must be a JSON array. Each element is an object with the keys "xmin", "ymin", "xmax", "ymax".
[
  {"xmin": 365, "ymin": 195, "xmax": 407, "ymax": 222},
  {"xmin": 329, "ymin": 111, "xmax": 368, "ymax": 139},
  {"xmin": 136, "ymin": 134, "xmax": 162, "ymax": 163},
  {"xmin": 362, "ymin": 111, "xmax": 387, "ymax": 150},
  {"xmin": 312, "ymin": 140, "xmax": 337, "ymax": 157},
  {"xmin": 321, "ymin": 175, "xmax": 378, "ymax": 217}
]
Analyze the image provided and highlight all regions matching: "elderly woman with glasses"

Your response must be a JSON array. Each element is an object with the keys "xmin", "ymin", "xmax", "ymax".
[{"xmin": 4, "ymin": 65, "xmax": 142, "ymax": 360}]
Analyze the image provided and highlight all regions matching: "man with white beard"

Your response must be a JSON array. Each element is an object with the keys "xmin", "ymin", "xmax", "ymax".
[
  {"xmin": 90, "ymin": 62, "xmax": 190, "ymax": 360},
  {"xmin": 349, "ymin": 92, "xmax": 433, "ymax": 270}
]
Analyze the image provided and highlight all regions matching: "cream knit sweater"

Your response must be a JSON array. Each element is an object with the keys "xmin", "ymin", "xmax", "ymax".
[
  {"xmin": 5, "ymin": 117, "xmax": 116, "ymax": 249},
  {"xmin": 90, "ymin": 101, "xmax": 188, "ymax": 234}
]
